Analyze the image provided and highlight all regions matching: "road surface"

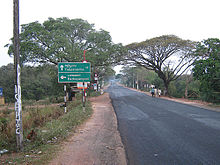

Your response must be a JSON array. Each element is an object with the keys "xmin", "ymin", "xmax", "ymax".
[{"xmin": 106, "ymin": 83, "xmax": 220, "ymax": 165}]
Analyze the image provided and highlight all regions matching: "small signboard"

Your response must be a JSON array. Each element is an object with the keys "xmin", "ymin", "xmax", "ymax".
[
  {"xmin": 93, "ymin": 83, "xmax": 97, "ymax": 90},
  {"xmin": 77, "ymin": 82, "xmax": 88, "ymax": 89},
  {"xmin": 94, "ymin": 73, "xmax": 98, "ymax": 81},
  {"xmin": 58, "ymin": 62, "xmax": 91, "ymax": 83},
  {"xmin": 0, "ymin": 88, "xmax": 3, "ymax": 96}
]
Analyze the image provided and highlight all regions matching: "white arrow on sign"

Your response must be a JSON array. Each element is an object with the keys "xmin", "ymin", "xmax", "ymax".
[
  {"xmin": 60, "ymin": 75, "xmax": 66, "ymax": 79},
  {"xmin": 60, "ymin": 65, "xmax": 64, "ymax": 71}
]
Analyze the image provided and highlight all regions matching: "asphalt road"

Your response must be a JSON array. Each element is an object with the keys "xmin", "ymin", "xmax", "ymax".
[{"xmin": 106, "ymin": 83, "xmax": 220, "ymax": 165}]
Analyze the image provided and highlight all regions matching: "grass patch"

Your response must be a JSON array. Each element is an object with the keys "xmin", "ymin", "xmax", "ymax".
[
  {"xmin": 22, "ymin": 96, "xmax": 64, "ymax": 106},
  {"xmin": 0, "ymin": 99, "xmax": 92, "ymax": 164},
  {"xmin": 88, "ymin": 90, "xmax": 101, "ymax": 97}
]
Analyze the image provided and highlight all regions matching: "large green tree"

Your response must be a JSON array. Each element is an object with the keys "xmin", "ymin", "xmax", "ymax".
[
  {"xmin": 125, "ymin": 35, "xmax": 196, "ymax": 95},
  {"xmin": 6, "ymin": 17, "xmax": 123, "ymax": 68},
  {"xmin": 0, "ymin": 64, "xmax": 63, "ymax": 102},
  {"xmin": 193, "ymin": 38, "xmax": 220, "ymax": 103},
  {"xmin": 21, "ymin": 64, "xmax": 63, "ymax": 101}
]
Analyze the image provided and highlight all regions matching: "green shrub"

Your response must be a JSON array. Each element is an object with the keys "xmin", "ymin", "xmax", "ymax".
[{"xmin": 0, "ymin": 97, "xmax": 91, "ymax": 152}]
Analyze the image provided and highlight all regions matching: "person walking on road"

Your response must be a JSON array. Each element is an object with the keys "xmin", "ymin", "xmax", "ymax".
[
  {"xmin": 158, "ymin": 89, "xmax": 161, "ymax": 97},
  {"xmin": 151, "ymin": 87, "xmax": 155, "ymax": 97}
]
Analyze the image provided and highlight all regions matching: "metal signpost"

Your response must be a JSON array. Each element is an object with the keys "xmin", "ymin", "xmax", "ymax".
[
  {"xmin": 64, "ymin": 85, "xmax": 67, "ymax": 113},
  {"xmin": 58, "ymin": 62, "xmax": 91, "ymax": 111}
]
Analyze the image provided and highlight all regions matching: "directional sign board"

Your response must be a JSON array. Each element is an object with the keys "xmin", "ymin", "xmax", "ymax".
[
  {"xmin": 59, "ymin": 72, "xmax": 91, "ymax": 83},
  {"xmin": 58, "ymin": 62, "xmax": 91, "ymax": 83},
  {"xmin": 58, "ymin": 62, "xmax": 90, "ymax": 73}
]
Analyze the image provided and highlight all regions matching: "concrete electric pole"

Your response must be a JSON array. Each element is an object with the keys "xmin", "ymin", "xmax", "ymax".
[{"xmin": 13, "ymin": 0, "xmax": 23, "ymax": 152}]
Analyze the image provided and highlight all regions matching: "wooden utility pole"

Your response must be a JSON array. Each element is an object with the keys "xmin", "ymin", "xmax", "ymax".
[{"xmin": 13, "ymin": 0, "xmax": 23, "ymax": 151}]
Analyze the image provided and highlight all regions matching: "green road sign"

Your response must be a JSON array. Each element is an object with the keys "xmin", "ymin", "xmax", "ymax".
[
  {"xmin": 58, "ymin": 73, "xmax": 91, "ymax": 83},
  {"xmin": 58, "ymin": 62, "xmax": 90, "ymax": 73},
  {"xmin": 58, "ymin": 62, "xmax": 91, "ymax": 83}
]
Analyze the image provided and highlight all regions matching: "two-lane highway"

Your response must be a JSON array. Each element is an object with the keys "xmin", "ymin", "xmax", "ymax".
[{"xmin": 106, "ymin": 83, "xmax": 220, "ymax": 165}]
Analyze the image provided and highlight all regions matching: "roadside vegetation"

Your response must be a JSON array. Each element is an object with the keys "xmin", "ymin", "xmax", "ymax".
[
  {"xmin": 118, "ymin": 37, "xmax": 220, "ymax": 104},
  {"xmin": 117, "ymin": 67, "xmax": 201, "ymax": 100},
  {"xmin": 3, "ymin": 17, "xmax": 218, "ymax": 104},
  {"xmin": 0, "ymin": 95, "xmax": 93, "ymax": 164}
]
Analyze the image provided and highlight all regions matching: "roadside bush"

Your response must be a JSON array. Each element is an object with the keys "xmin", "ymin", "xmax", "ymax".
[
  {"xmin": 0, "ymin": 64, "xmax": 64, "ymax": 103},
  {"xmin": 89, "ymin": 91, "xmax": 101, "ymax": 97},
  {"xmin": 0, "ymin": 96, "xmax": 92, "ymax": 152},
  {"xmin": 49, "ymin": 96, "xmax": 64, "ymax": 103},
  {"xmin": 0, "ymin": 117, "xmax": 8, "ymax": 132}
]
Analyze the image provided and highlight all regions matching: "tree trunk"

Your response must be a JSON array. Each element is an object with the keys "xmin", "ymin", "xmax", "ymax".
[
  {"xmin": 157, "ymin": 71, "xmax": 170, "ymax": 96},
  {"xmin": 185, "ymin": 74, "xmax": 192, "ymax": 99},
  {"xmin": 164, "ymin": 81, "xmax": 170, "ymax": 96},
  {"xmin": 185, "ymin": 83, "xmax": 188, "ymax": 98}
]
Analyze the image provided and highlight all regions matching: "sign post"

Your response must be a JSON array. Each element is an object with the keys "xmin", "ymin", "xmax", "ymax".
[
  {"xmin": 82, "ymin": 82, "xmax": 86, "ymax": 111},
  {"xmin": 58, "ymin": 62, "xmax": 91, "ymax": 111},
  {"xmin": 64, "ymin": 85, "xmax": 67, "ymax": 113}
]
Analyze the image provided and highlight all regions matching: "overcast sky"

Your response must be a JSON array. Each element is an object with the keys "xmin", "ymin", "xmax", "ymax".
[{"xmin": 0, "ymin": 0, "xmax": 220, "ymax": 67}]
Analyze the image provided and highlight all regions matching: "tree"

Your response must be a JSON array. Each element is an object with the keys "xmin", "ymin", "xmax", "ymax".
[
  {"xmin": 125, "ymin": 35, "xmax": 196, "ymax": 95},
  {"xmin": 0, "ymin": 64, "xmax": 63, "ymax": 102},
  {"xmin": 21, "ymin": 64, "xmax": 63, "ymax": 101},
  {"xmin": 120, "ymin": 66, "xmax": 159, "ymax": 89},
  {"xmin": 0, "ymin": 64, "xmax": 15, "ymax": 102},
  {"xmin": 6, "ymin": 17, "xmax": 123, "ymax": 68},
  {"xmin": 193, "ymin": 38, "xmax": 220, "ymax": 103},
  {"xmin": 100, "ymin": 66, "xmax": 116, "ymax": 82}
]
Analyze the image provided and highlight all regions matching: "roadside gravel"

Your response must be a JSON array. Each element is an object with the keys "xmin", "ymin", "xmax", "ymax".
[{"xmin": 49, "ymin": 93, "xmax": 127, "ymax": 165}]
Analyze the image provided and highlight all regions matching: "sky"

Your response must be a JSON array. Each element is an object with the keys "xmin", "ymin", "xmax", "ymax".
[{"xmin": 0, "ymin": 0, "xmax": 220, "ymax": 70}]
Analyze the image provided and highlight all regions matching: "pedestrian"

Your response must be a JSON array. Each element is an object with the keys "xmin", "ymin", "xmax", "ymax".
[
  {"xmin": 154, "ymin": 88, "xmax": 157, "ymax": 97},
  {"xmin": 151, "ymin": 87, "xmax": 155, "ymax": 97},
  {"xmin": 158, "ymin": 89, "xmax": 161, "ymax": 97}
]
